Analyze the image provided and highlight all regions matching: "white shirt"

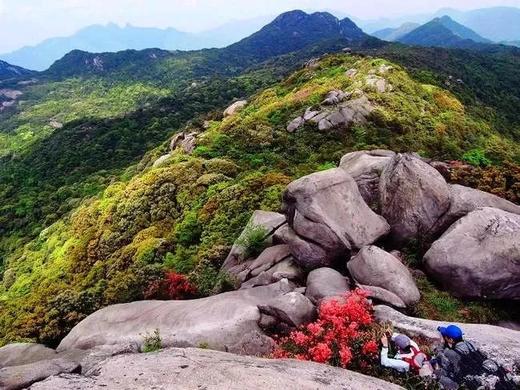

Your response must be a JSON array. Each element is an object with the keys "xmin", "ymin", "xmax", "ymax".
[{"xmin": 380, "ymin": 333, "xmax": 420, "ymax": 372}]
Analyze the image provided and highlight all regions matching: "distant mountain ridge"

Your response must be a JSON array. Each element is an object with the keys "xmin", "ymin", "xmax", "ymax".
[
  {"xmin": 0, "ymin": 16, "xmax": 274, "ymax": 71},
  {"xmin": 398, "ymin": 16, "xmax": 491, "ymax": 49},
  {"xmin": 47, "ymin": 11, "xmax": 375, "ymax": 78},
  {"xmin": 358, "ymin": 6, "xmax": 520, "ymax": 44}
]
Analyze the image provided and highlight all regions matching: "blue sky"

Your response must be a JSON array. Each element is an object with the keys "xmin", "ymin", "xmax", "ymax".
[{"xmin": 1, "ymin": 0, "xmax": 520, "ymax": 53}]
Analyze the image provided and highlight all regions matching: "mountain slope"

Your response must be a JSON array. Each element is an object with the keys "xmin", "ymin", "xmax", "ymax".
[
  {"xmin": 2, "ymin": 52, "xmax": 520, "ymax": 346},
  {"xmin": 372, "ymin": 23, "xmax": 420, "ymax": 42},
  {"xmin": 0, "ymin": 60, "xmax": 34, "ymax": 80},
  {"xmin": 398, "ymin": 16, "xmax": 490, "ymax": 49},
  {"xmin": 225, "ymin": 11, "xmax": 371, "ymax": 60}
]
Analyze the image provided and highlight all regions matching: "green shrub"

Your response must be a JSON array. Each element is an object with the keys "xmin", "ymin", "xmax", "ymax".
[
  {"xmin": 235, "ymin": 224, "xmax": 269, "ymax": 259},
  {"xmin": 141, "ymin": 329, "xmax": 162, "ymax": 353},
  {"xmin": 462, "ymin": 149, "xmax": 492, "ymax": 167}
]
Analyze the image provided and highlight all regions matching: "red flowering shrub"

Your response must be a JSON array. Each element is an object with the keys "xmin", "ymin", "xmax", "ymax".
[
  {"xmin": 144, "ymin": 272, "xmax": 198, "ymax": 300},
  {"xmin": 272, "ymin": 289, "xmax": 379, "ymax": 370}
]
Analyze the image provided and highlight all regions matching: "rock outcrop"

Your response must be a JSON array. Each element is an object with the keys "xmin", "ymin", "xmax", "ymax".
[
  {"xmin": 0, "ymin": 358, "xmax": 79, "ymax": 390},
  {"xmin": 31, "ymin": 347, "xmax": 404, "ymax": 390},
  {"xmin": 282, "ymin": 168, "xmax": 390, "ymax": 269},
  {"xmin": 58, "ymin": 280, "xmax": 294, "ymax": 352},
  {"xmin": 379, "ymin": 153, "xmax": 451, "ymax": 244},
  {"xmin": 347, "ymin": 246, "xmax": 420, "ymax": 306},
  {"xmin": 258, "ymin": 292, "xmax": 316, "ymax": 327},
  {"xmin": 223, "ymin": 100, "xmax": 247, "ymax": 117},
  {"xmin": 375, "ymin": 305, "xmax": 520, "ymax": 371},
  {"xmin": 424, "ymin": 207, "xmax": 520, "ymax": 300}
]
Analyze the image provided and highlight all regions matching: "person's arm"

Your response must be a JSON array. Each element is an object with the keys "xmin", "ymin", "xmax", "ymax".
[
  {"xmin": 380, "ymin": 336, "xmax": 410, "ymax": 373},
  {"xmin": 381, "ymin": 347, "xmax": 411, "ymax": 372}
]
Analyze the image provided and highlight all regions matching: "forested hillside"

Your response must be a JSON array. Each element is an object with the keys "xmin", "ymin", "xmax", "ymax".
[{"xmin": 1, "ymin": 11, "xmax": 520, "ymax": 348}]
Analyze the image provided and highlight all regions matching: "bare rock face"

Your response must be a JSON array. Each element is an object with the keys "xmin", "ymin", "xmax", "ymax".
[
  {"xmin": 305, "ymin": 268, "xmax": 350, "ymax": 304},
  {"xmin": 258, "ymin": 292, "xmax": 317, "ymax": 327},
  {"xmin": 379, "ymin": 153, "xmax": 451, "ymax": 244},
  {"xmin": 0, "ymin": 343, "xmax": 57, "ymax": 369},
  {"xmin": 57, "ymin": 279, "xmax": 294, "ymax": 352},
  {"xmin": 170, "ymin": 131, "xmax": 198, "ymax": 154},
  {"xmin": 240, "ymin": 258, "xmax": 304, "ymax": 289},
  {"xmin": 221, "ymin": 211, "xmax": 286, "ymax": 274},
  {"xmin": 223, "ymin": 100, "xmax": 247, "ymax": 117},
  {"xmin": 424, "ymin": 207, "xmax": 520, "ymax": 300},
  {"xmin": 430, "ymin": 184, "xmax": 520, "ymax": 238},
  {"xmin": 339, "ymin": 150, "xmax": 396, "ymax": 208},
  {"xmin": 286, "ymin": 116, "xmax": 304, "ymax": 132},
  {"xmin": 375, "ymin": 305, "xmax": 520, "ymax": 371},
  {"xmin": 0, "ymin": 358, "xmax": 79, "ymax": 390},
  {"xmin": 31, "ymin": 348, "xmax": 404, "ymax": 390},
  {"xmin": 282, "ymin": 168, "xmax": 390, "ymax": 269},
  {"xmin": 347, "ymin": 246, "xmax": 420, "ymax": 307}
]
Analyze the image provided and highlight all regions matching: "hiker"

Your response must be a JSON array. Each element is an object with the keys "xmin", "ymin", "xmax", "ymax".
[
  {"xmin": 433, "ymin": 325, "xmax": 517, "ymax": 390},
  {"xmin": 380, "ymin": 332, "xmax": 433, "ymax": 376}
]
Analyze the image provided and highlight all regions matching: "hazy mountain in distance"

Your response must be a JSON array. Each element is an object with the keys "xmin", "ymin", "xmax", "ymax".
[
  {"xmin": 433, "ymin": 7, "xmax": 520, "ymax": 42},
  {"xmin": 372, "ymin": 22, "xmax": 420, "ymax": 41},
  {"xmin": 358, "ymin": 6, "xmax": 520, "ymax": 43},
  {"xmin": 0, "ymin": 16, "xmax": 275, "ymax": 71},
  {"xmin": 398, "ymin": 16, "xmax": 490, "ymax": 49}
]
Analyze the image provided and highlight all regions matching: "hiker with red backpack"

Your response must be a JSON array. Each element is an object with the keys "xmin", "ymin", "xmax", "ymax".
[
  {"xmin": 432, "ymin": 325, "xmax": 517, "ymax": 390},
  {"xmin": 380, "ymin": 332, "xmax": 433, "ymax": 376}
]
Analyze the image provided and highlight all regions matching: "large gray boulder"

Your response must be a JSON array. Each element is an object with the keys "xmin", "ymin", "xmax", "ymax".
[
  {"xmin": 240, "ymin": 258, "xmax": 304, "ymax": 289},
  {"xmin": 305, "ymin": 268, "xmax": 350, "ymax": 304},
  {"xmin": 0, "ymin": 358, "xmax": 79, "ymax": 390},
  {"xmin": 0, "ymin": 343, "xmax": 56, "ymax": 369},
  {"xmin": 57, "ymin": 280, "xmax": 294, "ymax": 352},
  {"xmin": 347, "ymin": 246, "xmax": 420, "ymax": 306},
  {"xmin": 31, "ymin": 348, "xmax": 404, "ymax": 390},
  {"xmin": 258, "ymin": 292, "xmax": 316, "ymax": 327},
  {"xmin": 221, "ymin": 211, "xmax": 286, "ymax": 274},
  {"xmin": 282, "ymin": 168, "xmax": 390, "ymax": 269},
  {"xmin": 339, "ymin": 150, "xmax": 395, "ymax": 208},
  {"xmin": 430, "ymin": 184, "xmax": 520, "ymax": 238},
  {"xmin": 375, "ymin": 305, "xmax": 520, "ymax": 371},
  {"xmin": 424, "ymin": 207, "xmax": 520, "ymax": 300},
  {"xmin": 379, "ymin": 153, "xmax": 451, "ymax": 244}
]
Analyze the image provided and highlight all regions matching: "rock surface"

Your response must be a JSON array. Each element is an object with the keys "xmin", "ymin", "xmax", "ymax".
[
  {"xmin": 258, "ymin": 292, "xmax": 316, "ymax": 327},
  {"xmin": 424, "ymin": 207, "xmax": 520, "ymax": 300},
  {"xmin": 340, "ymin": 149, "xmax": 395, "ymax": 207},
  {"xmin": 360, "ymin": 285, "xmax": 407, "ymax": 309},
  {"xmin": 375, "ymin": 305, "xmax": 520, "ymax": 371},
  {"xmin": 0, "ymin": 358, "xmax": 79, "ymax": 390},
  {"xmin": 31, "ymin": 348, "xmax": 403, "ymax": 390},
  {"xmin": 305, "ymin": 268, "xmax": 350, "ymax": 304},
  {"xmin": 380, "ymin": 153, "xmax": 451, "ymax": 243},
  {"xmin": 431, "ymin": 184, "xmax": 520, "ymax": 237},
  {"xmin": 57, "ymin": 280, "xmax": 294, "ymax": 352},
  {"xmin": 0, "ymin": 343, "xmax": 57, "ymax": 369},
  {"xmin": 282, "ymin": 168, "xmax": 390, "ymax": 269},
  {"xmin": 348, "ymin": 246, "xmax": 420, "ymax": 306}
]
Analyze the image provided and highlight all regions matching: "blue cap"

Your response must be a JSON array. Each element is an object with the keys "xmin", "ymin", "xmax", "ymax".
[{"xmin": 438, "ymin": 325, "xmax": 463, "ymax": 339}]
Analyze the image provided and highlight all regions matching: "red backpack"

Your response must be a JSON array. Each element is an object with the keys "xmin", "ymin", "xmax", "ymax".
[{"xmin": 402, "ymin": 346, "xmax": 429, "ymax": 374}]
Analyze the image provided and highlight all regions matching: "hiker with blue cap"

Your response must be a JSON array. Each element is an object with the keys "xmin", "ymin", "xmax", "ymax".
[{"xmin": 433, "ymin": 324, "xmax": 516, "ymax": 390}]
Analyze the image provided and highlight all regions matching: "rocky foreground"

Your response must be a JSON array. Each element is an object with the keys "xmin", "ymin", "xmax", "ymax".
[
  {"xmin": 1, "ymin": 149, "xmax": 520, "ymax": 389},
  {"xmin": 28, "ymin": 347, "xmax": 402, "ymax": 390}
]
